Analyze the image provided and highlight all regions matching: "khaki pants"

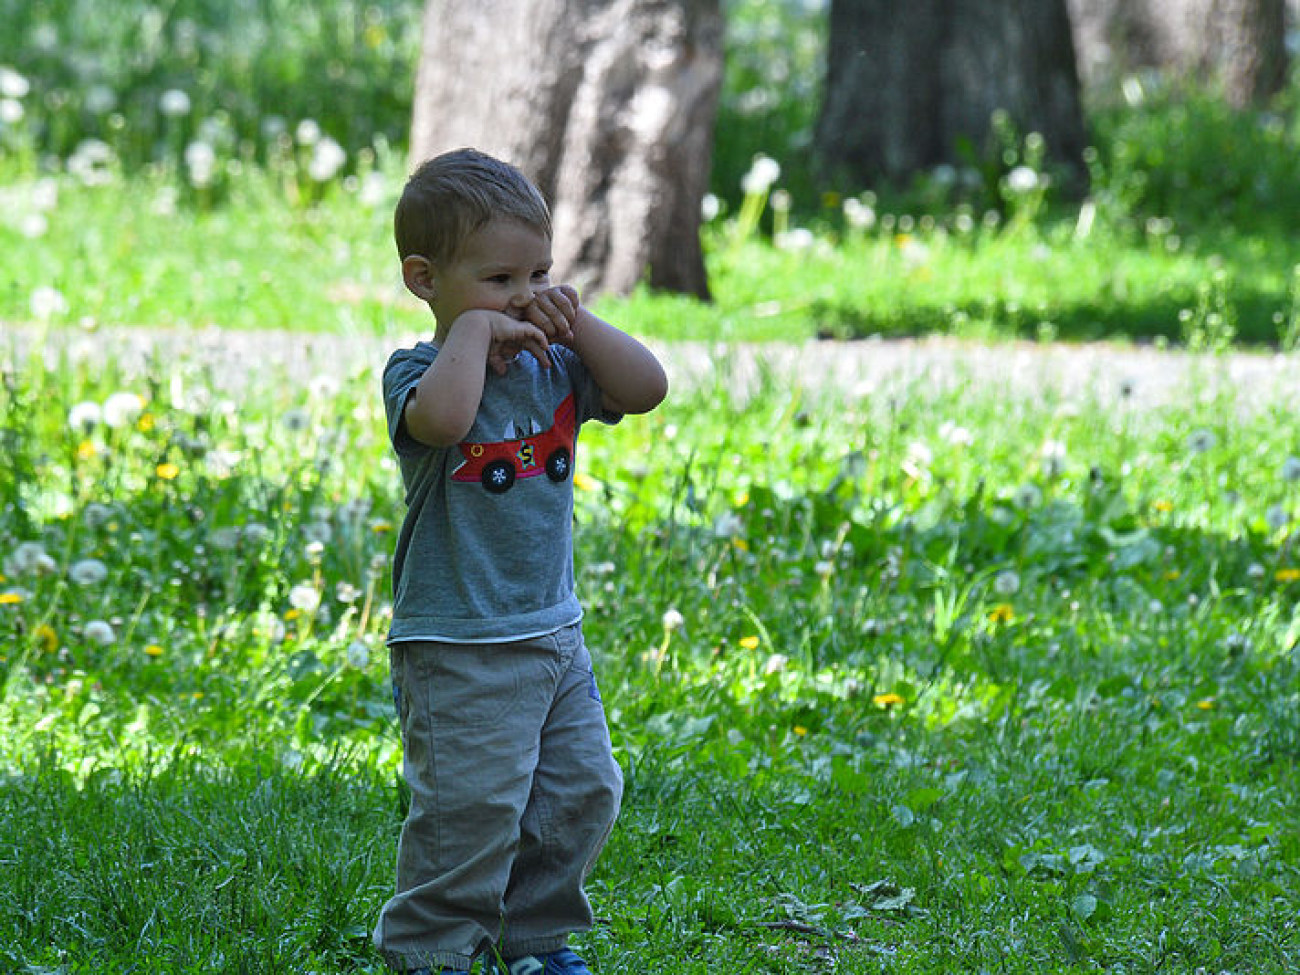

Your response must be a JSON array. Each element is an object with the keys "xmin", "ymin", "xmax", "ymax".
[{"xmin": 374, "ymin": 624, "xmax": 623, "ymax": 971}]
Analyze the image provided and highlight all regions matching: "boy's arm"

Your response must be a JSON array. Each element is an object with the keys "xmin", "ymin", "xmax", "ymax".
[
  {"xmin": 404, "ymin": 311, "xmax": 552, "ymax": 447},
  {"xmin": 567, "ymin": 306, "xmax": 668, "ymax": 415}
]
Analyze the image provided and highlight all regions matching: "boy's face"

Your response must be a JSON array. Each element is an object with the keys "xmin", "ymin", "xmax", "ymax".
[{"xmin": 427, "ymin": 218, "xmax": 554, "ymax": 332}]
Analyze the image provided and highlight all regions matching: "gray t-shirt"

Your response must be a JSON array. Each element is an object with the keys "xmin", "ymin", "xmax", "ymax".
[{"xmin": 383, "ymin": 341, "xmax": 618, "ymax": 643}]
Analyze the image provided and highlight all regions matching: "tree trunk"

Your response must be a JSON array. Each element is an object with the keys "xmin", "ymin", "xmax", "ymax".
[
  {"xmin": 815, "ymin": 0, "xmax": 1087, "ymax": 188},
  {"xmin": 409, "ymin": 0, "xmax": 723, "ymax": 299},
  {"xmin": 1069, "ymin": 0, "xmax": 1288, "ymax": 107}
]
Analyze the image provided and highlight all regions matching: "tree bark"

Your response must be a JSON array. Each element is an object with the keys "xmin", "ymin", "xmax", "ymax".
[
  {"xmin": 410, "ymin": 0, "xmax": 723, "ymax": 299},
  {"xmin": 1069, "ymin": 0, "xmax": 1288, "ymax": 107},
  {"xmin": 815, "ymin": 0, "xmax": 1087, "ymax": 188}
]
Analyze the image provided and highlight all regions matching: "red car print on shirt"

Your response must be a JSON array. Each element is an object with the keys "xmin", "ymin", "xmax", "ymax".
[{"xmin": 451, "ymin": 393, "xmax": 576, "ymax": 494}]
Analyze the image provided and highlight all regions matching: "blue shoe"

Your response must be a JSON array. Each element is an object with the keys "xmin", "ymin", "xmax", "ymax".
[{"xmin": 501, "ymin": 949, "xmax": 592, "ymax": 975}]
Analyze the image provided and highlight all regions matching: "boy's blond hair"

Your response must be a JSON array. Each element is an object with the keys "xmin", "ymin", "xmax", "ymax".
[{"xmin": 394, "ymin": 148, "xmax": 552, "ymax": 264}]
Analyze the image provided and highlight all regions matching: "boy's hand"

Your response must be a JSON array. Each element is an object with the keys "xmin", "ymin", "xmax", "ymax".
[
  {"xmin": 524, "ymin": 285, "xmax": 580, "ymax": 345},
  {"xmin": 484, "ymin": 315, "xmax": 552, "ymax": 376}
]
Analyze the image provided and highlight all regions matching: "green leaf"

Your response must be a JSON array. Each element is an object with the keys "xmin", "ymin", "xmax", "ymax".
[{"xmin": 1072, "ymin": 893, "xmax": 1098, "ymax": 922}]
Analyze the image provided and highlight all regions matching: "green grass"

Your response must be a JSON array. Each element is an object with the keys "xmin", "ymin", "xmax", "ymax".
[
  {"xmin": 2, "ymin": 332, "xmax": 1299, "ymax": 971},
  {"xmin": 4, "ymin": 1, "xmax": 1300, "ymax": 969},
  {"xmin": 5, "ymin": 163, "xmax": 1299, "ymax": 347}
]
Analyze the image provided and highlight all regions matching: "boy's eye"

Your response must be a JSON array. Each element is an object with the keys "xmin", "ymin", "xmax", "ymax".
[{"xmin": 531, "ymin": 270, "xmax": 550, "ymax": 281}]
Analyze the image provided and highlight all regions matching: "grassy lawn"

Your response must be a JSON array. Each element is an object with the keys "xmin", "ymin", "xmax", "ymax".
[
  {"xmin": 3, "ymin": 0, "xmax": 1300, "ymax": 970},
  {"xmin": 3, "ymin": 329, "xmax": 1298, "ymax": 971}
]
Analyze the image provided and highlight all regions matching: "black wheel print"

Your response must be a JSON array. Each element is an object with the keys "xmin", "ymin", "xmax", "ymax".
[
  {"xmin": 482, "ymin": 459, "xmax": 516, "ymax": 493},
  {"xmin": 546, "ymin": 447, "xmax": 572, "ymax": 482}
]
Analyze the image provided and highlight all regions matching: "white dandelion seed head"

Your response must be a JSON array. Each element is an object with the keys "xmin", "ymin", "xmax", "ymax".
[
  {"xmin": 814, "ymin": 560, "xmax": 835, "ymax": 579},
  {"xmin": 67, "ymin": 400, "xmax": 101, "ymax": 434},
  {"xmin": 82, "ymin": 503, "xmax": 114, "ymax": 529},
  {"xmin": 67, "ymin": 139, "xmax": 117, "ymax": 186},
  {"xmin": 939, "ymin": 422, "xmax": 974, "ymax": 446},
  {"xmin": 775, "ymin": 227, "xmax": 815, "ymax": 251},
  {"xmin": 69, "ymin": 558, "xmax": 109, "ymax": 586},
  {"xmin": 242, "ymin": 523, "xmax": 272, "ymax": 547},
  {"xmin": 184, "ymin": 140, "xmax": 217, "ymax": 188},
  {"xmin": 1005, "ymin": 166, "xmax": 1039, "ymax": 194},
  {"xmin": 994, "ymin": 569, "xmax": 1021, "ymax": 596},
  {"xmin": 281, "ymin": 408, "xmax": 312, "ymax": 432},
  {"xmin": 0, "ymin": 66, "xmax": 29, "ymax": 99},
  {"xmin": 662, "ymin": 608, "xmax": 685, "ymax": 632},
  {"xmin": 303, "ymin": 521, "xmax": 333, "ymax": 545},
  {"xmin": 0, "ymin": 99, "xmax": 23, "ymax": 125},
  {"xmin": 1013, "ymin": 483, "xmax": 1042, "ymax": 510},
  {"xmin": 159, "ymin": 88, "xmax": 192, "ymax": 117},
  {"xmin": 20, "ymin": 213, "xmax": 48, "ymax": 239},
  {"xmin": 102, "ymin": 391, "xmax": 145, "ymax": 429},
  {"xmin": 842, "ymin": 196, "xmax": 877, "ymax": 230},
  {"xmin": 1186, "ymin": 428, "xmax": 1217, "ymax": 455},
  {"xmin": 5, "ymin": 541, "xmax": 54, "ymax": 577},
  {"xmin": 307, "ymin": 137, "xmax": 346, "ymax": 182},
  {"xmin": 210, "ymin": 526, "xmax": 242, "ymax": 551},
  {"xmin": 905, "ymin": 441, "xmax": 934, "ymax": 469},
  {"xmin": 712, "ymin": 512, "xmax": 743, "ymax": 538},
  {"xmin": 0, "ymin": 66, "xmax": 30, "ymax": 99},
  {"xmin": 288, "ymin": 583, "xmax": 321, "ymax": 612},
  {"xmin": 335, "ymin": 581, "xmax": 362, "ymax": 604},
  {"xmin": 741, "ymin": 154, "xmax": 780, "ymax": 195},
  {"xmin": 345, "ymin": 639, "xmax": 370, "ymax": 670},
  {"xmin": 84, "ymin": 84, "xmax": 117, "ymax": 115},
  {"xmin": 83, "ymin": 619, "xmax": 116, "ymax": 645},
  {"xmin": 31, "ymin": 285, "xmax": 69, "ymax": 320},
  {"xmin": 701, "ymin": 193, "xmax": 720, "ymax": 222},
  {"xmin": 295, "ymin": 118, "xmax": 322, "ymax": 146}
]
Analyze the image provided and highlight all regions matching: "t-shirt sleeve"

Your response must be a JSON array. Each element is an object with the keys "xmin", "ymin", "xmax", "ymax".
[
  {"xmin": 383, "ymin": 346, "xmax": 435, "ymax": 458},
  {"xmin": 551, "ymin": 345, "xmax": 623, "ymax": 427}
]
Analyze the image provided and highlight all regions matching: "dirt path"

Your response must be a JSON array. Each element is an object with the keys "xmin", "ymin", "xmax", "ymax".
[{"xmin": 5, "ymin": 324, "xmax": 1298, "ymax": 412}]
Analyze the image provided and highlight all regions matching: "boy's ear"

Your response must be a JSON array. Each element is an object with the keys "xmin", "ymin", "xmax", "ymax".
[{"xmin": 401, "ymin": 255, "xmax": 437, "ymax": 302}]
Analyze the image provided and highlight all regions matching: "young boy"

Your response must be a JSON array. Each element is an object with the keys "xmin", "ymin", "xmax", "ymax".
[{"xmin": 374, "ymin": 148, "xmax": 667, "ymax": 974}]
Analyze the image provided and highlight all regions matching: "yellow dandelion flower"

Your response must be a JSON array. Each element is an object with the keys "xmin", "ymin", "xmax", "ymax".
[
  {"xmin": 573, "ymin": 472, "xmax": 600, "ymax": 492},
  {"xmin": 35, "ymin": 624, "xmax": 58, "ymax": 653},
  {"xmin": 988, "ymin": 603, "xmax": 1015, "ymax": 624},
  {"xmin": 1195, "ymin": 698, "xmax": 1215, "ymax": 711},
  {"xmin": 144, "ymin": 644, "xmax": 164, "ymax": 657},
  {"xmin": 739, "ymin": 635, "xmax": 760, "ymax": 650},
  {"xmin": 192, "ymin": 691, "xmax": 204, "ymax": 701},
  {"xmin": 735, "ymin": 490, "xmax": 750, "ymax": 507},
  {"xmin": 1163, "ymin": 570, "xmax": 1181, "ymax": 581},
  {"xmin": 873, "ymin": 692, "xmax": 906, "ymax": 708},
  {"xmin": 732, "ymin": 537, "xmax": 750, "ymax": 552},
  {"xmin": 156, "ymin": 462, "xmax": 180, "ymax": 480},
  {"xmin": 0, "ymin": 592, "xmax": 24, "ymax": 605},
  {"xmin": 285, "ymin": 608, "xmax": 302, "ymax": 621},
  {"xmin": 1153, "ymin": 499, "xmax": 1174, "ymax": 513},
  {"xmin": 793, "ymin": 725, "xmax": 809, "ymax": 737},
  {"xmin": 370, "ymin": 521, "xmax": 393, "ymax": 534},
  {"xmin": 137, "ymin": 413, "xmax": 156, "ymax": 433},
  {"xmin": 1275, "ymin": 567, "xmax": 1300, "ymax": 583},
  {"xmin": 77, "ymin": 440, "xmax": 97, "ymax": 460}
]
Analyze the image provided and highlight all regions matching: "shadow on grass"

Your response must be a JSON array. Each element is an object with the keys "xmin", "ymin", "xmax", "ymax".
[{"xmin": 812, "ymin": 282, "xmax": 1289, "ymax": 345}]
